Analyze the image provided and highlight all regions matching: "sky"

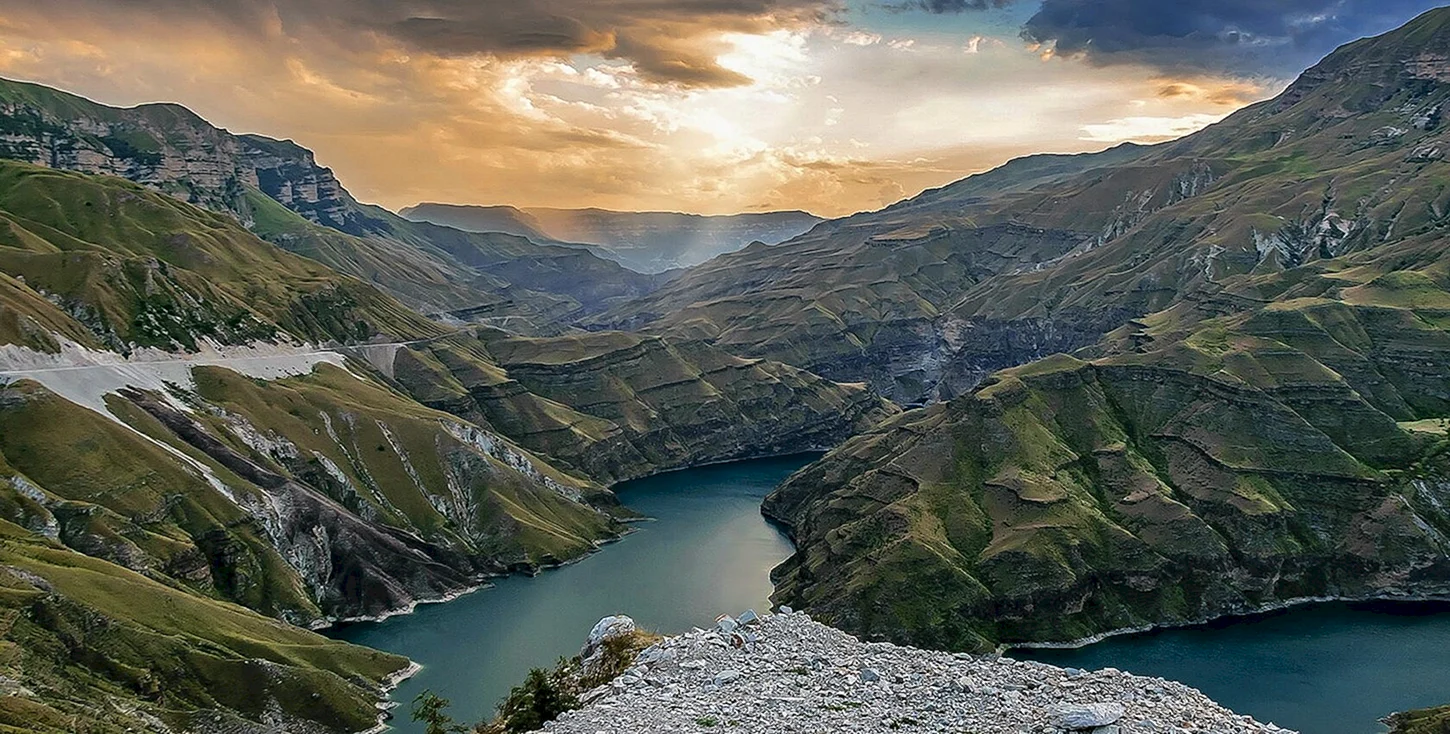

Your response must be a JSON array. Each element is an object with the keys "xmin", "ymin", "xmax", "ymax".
[{"xmin": 0, "ymin": 1, "xmax": 1443, "ymax": 217}]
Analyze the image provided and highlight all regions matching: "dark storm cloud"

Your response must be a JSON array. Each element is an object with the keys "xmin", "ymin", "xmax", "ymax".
[
  {"xmin": 10, "ymin": 0, "xmax": 838, "ymax": 86},
  {"xmin": 906, "ymin": 0, "xmax": 1013, "ymax": 12},
  {"xmin": 905, "ymin": 0, "xmax": 1446, "ymax": 75},
  {"xmin": 1023, "ymin": 0, "xmax": 1447, "ymax": 74}
]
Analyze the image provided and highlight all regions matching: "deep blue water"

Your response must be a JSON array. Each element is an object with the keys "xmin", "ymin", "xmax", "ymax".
[
  {"xmin": 329, "ymin": 454, "xmax": 1450, "ymax": 734},
  {"xmin": 326, "ymin": 454, "xmax": 808, "ymax": 733},
  {"xmin": 1017, "ymin": 601, "xmax": 1450, "ymax": 734}
]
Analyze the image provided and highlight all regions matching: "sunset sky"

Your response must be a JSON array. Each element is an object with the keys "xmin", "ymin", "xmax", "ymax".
[{"xmin": 0, "ymin": 1, "xmax": 1442, "ymax": 217}]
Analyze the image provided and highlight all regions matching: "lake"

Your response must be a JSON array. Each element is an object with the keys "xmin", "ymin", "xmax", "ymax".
[
  {"xmin": 330, "ymin": 454, "xmax": 1450, "ymax": 734},
  {"xmin": 1017, "ymin": 600, "xmax": 1450, "ymax": 734},
  {"xmin": 326, "ymin": 454, "xmax": 809, "ymax": 733}
]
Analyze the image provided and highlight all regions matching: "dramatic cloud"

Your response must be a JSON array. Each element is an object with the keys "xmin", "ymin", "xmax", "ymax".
[
  {"xmin": 905, "ymin": 0, "xmax": 1445, "ymax": 76},
  {"xmin": 0, "ymin": 0, "xmax": 839, "ymax": 87},
  {"xmin": 1023, "ymin": 0, "xmax": 1447, "ymax": 74},
  {"xmin": 0, "ymin": 0, "xmax": 1363, "ymax": 216}
]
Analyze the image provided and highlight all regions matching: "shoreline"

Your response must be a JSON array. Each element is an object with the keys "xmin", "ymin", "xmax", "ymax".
[
  {"xmin": 1001, "ymin": 591, "xmax": 1450, "ymax": 653},
  {"xmin": 314, "ymin": 525, "xmax": 644, "ymax": 631},
  {"xmin": 356, "ymin": 660, "xmax": 424, "ymax": 734}
]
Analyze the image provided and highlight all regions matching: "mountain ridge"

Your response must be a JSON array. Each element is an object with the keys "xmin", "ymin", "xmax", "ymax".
[{"xmin": 400, "ymin": 202, "xmax": 823, "ymax": 274}]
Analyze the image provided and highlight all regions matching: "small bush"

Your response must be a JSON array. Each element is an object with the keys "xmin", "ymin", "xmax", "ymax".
[
  {"xmin": 411, "ymin": 690, "xmax": 468, "ymax": 734},
  {"xmin": 493, "ymin": 660, "xmax": 580, "ymax": 734}
]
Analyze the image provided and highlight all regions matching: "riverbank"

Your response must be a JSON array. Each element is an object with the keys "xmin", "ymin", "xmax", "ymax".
[{"xmin": 542, "ymin": 610, "xmax": 1290, "ymax": 733}]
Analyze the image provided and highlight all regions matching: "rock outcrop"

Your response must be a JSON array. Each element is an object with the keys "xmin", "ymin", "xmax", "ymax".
[{"xmin": 540, "ymin": 611, "xmax": 1289, "ymax": 733}]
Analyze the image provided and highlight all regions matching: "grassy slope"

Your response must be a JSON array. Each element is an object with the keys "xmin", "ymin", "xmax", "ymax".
[
  {"xmin": 0, "ymin": 518, "xmax": 408, "ymax": 733},
  {"xmin": 0, "ymin": 358, "xmax": 629, "ymax": 730},
  {"xmin": 0, "ymin": 76, "xmax": 657, "ymax": 332},
  {"xmin": 1388, "ymin": 705, "xmax": 1450, "ymax": 734},
  {"xmin": 0, "ymin": 160, "xmax": 440, "ymax": 352},
  {"xmin": 765, "ymin": 231, "xmax": 1450, "ymax": 652}
]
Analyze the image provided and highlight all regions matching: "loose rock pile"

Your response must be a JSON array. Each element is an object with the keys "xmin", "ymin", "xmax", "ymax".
[{"xmin": 538, "ymin": 610, "xmax": 1295, "ymax": 734}]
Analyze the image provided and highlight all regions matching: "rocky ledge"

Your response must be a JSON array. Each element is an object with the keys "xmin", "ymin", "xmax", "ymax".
[{"xmin": 540, "ymin": 611, "xmax": 1290, "ymax": 734}]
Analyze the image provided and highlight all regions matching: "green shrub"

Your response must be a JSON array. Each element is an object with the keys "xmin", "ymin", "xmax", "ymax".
[{"xmin": 494, "ymin": 660, "xmax": 580, "ymax": 733}]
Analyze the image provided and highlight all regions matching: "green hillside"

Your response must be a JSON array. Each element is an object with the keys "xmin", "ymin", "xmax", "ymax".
[
  {"xmin": 765, "ymin": 229, "xmax": 1450, "ymax": 652},
  {"xmin": 0, "ymin": 160, "xmax": 440, "ymax": 352}
]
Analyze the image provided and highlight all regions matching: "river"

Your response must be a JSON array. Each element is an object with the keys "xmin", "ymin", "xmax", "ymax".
[
  {"xmin": 329, "ymin": 455, "xmax": 1450, "ymax": 734},
  {"xmin": 327, "ymin": 454, "xmax": 809, "ymax": 733}
]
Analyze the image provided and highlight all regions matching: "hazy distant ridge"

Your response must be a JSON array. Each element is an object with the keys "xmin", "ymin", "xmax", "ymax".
[{"xmin": 401, "ymin": 202, "xmax": 822, "ymax": 273}]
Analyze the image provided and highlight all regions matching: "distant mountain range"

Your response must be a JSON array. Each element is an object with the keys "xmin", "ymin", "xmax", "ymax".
[{"xmin": 400, "ymin": 203, "xmax": 822, "ymax": 273}]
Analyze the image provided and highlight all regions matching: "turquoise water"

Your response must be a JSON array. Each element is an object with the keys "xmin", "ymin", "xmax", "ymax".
[
  {"xmin": 330, "ymin": 453, "xmax": 1450, "ymax": 734},
  {"xmin": 1017, "ymin": 601, "xmax": 1450, "ymax": 734},
  {"xmin": 326, "ymin": 454, "xmax": 809, "ymax": 733}
]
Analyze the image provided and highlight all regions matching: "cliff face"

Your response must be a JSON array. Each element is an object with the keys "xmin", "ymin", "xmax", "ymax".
[
  {"xmin": 0, "ymin": 86, "xmax": 351, "ymax": 227},
  {"xmin": 764, "ymin": 231, "xmax": 1450, "ymax": 652},
  {"xmin": 390, "ymin": 328, "xmax": 898, "ymax": 484}
]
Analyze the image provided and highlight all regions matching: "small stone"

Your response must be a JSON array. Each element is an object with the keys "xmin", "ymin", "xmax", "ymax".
[
  {"xmin": 860, "ymin": 668, "xmax": 881, "ymax": 682},
  {"xmin": 713, "ymin": 669, "xmax": 742, "ymax": 686},
  {"xmin": 1048, "ymin": 703, "xmax": 1125, "ymax": 730},
  {"xmin": 779, "ymin": 605, "xmax": 793, "ymax": 614}
]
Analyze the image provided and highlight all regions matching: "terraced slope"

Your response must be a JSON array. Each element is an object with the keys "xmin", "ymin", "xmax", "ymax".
[
  {"xmin": 0, "ymin": 77, "xmax": 660, "ymax": 330},
  {"xmin": 763, "ymin": 231, "xmax": 1450, "ymax": 652},
  {"xmin": 389, "ymin": 328, "xmax": 897, "ymax": 484},
  {"xmin": 596, "ymin": 7, "xmax": 1450, "ymax": 403}
]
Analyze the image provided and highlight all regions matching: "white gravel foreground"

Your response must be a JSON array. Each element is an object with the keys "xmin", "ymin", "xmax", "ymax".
[{"xmin": 542, "ymin": 611, "xmax": 1294, "ymax": 734}]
